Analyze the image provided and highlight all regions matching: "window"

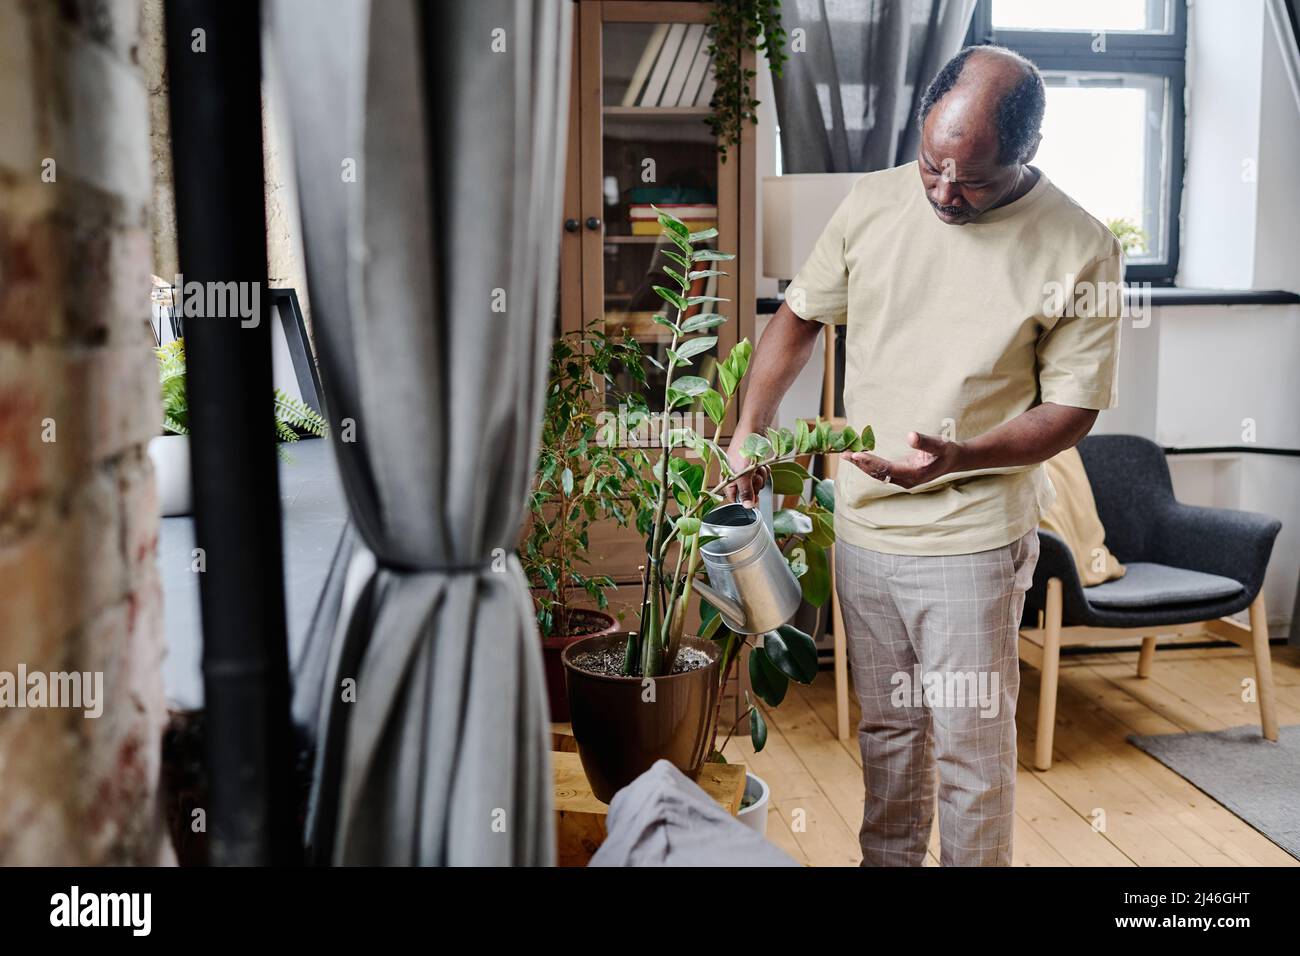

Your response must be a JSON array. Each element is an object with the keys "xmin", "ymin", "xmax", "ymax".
[{"xmin": 969, "ymin": 0, "xmax": 1187, "ymax": 285}]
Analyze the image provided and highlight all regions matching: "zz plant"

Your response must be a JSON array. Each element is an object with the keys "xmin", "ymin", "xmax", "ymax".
[{"xmin": 625, "ymin": 206, "xmax": 873, "ymax": 755}]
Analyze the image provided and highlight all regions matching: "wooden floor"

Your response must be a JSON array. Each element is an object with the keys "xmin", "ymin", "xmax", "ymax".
[{"xmin": 719, "ymin": 641, "xmax": 1300, "ymax": 867}]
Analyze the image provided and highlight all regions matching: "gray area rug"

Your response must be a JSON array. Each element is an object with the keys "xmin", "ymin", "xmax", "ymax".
[{"xmin": 1128, "ymin": 724, "xmax": 1300, "ymax": 860}]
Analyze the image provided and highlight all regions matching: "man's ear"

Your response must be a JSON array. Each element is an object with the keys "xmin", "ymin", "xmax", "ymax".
[{"xmin": 1022, "ymin": 131, "xmax": 1042, "ymax": 165}]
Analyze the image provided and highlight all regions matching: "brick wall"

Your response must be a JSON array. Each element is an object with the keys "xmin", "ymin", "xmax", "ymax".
[{"xmin": 0, "ymin": 0, "xmax": 167, "ymax": 865}]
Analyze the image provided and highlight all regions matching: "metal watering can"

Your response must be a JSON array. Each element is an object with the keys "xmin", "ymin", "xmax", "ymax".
[{"xmin": 692, "ymin": 498, "xmax": 803, "ymax": 635}]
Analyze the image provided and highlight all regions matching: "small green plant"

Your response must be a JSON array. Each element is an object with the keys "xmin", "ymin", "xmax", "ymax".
[
  {"xmin": 706, "ymin": 0, "xmax": 788, "ymax": 161},
  {"xmin": 521, "ymin": 323, "xmax": 657, "ymax": 637},
  {"xmin": 1106, "ymin": 216, "xmax": 1148, "ymax": 256},
  {"xmin": 626, "ymin": 206, "xmax": 872, "ymax": 760},
  {"xmin": 158, "ymin": 339, "xmax": 189, "ymax": 435},
  {"xmin": 154, "ymin": 337, "xmax": 328, "ymax": 456}
]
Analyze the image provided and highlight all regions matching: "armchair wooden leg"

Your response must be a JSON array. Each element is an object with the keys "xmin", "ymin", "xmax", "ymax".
[
  {"xmin": 831, "ymin": 548, "xmax": 850, "ymax": 742},
  {"xmin": 1248, "ymin": 593, "xmax": 1279, "ymax": 742},
  {"xmin": 1034, "ymin": 578, "xmax": 1063, "ymax": 771},
  {"xmin": 1137, "ymin": 636, "xmax": 1157, "ymax": 678}
]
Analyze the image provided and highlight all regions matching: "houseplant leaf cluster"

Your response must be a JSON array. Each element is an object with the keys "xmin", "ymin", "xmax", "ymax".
[
  {"xmin": 521, "ymin": 326, "xmax": 657, "ymax": 637},
  {"xmin": 625, "ymin": 207, "xmax": 872, "ymax": 699},
  {"xmin": 154, "ymin": 338, "xmax": 328, "ymax": 452},
  {"xmin": 706, "ymin": 0, "xmax": 788, "ymax": 160}
]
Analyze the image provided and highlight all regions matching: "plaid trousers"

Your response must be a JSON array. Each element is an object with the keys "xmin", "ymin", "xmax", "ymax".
[{"xmin": 834, "ymin": 529, "xmax": 1039, "ymax": 867}]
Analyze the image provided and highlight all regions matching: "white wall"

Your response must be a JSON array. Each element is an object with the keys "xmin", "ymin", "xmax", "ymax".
[{"xmin": 1097, "ymin": 302, "xmax": 1300, "ymax": 637}]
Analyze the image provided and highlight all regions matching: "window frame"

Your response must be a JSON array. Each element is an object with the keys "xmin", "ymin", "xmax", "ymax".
[{"xmin": 967, "ymin": 0, "xmax": 1188, "ymax": 286}]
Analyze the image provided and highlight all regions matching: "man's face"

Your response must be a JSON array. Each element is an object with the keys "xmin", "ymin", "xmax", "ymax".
[{"xmin": 917, "ymin": 104, "xmax": 1025, "ymax": 225}]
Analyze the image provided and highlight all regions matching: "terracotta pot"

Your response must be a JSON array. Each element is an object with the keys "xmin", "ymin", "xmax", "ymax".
[
  {"xmin": 541, "ymin": 608, "xmax": 618, "ymax": 722},
  {"xmin": 563, "ymin": 632, "xmax": 721, "ymax": 803}
]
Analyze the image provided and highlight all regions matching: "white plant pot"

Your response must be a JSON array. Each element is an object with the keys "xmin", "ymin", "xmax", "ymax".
[
  {"xmin": 148, "ymin": 434, "xmax": 192, "ymax": 516},
  {"xmin": 736, "ymin": 771, "xmax": 770, "ymax": 836}
]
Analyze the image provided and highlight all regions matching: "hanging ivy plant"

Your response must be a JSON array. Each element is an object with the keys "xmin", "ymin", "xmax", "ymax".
[{"xmin": 705, "ymin": 0, "xmax": 788, "ymax": 161}]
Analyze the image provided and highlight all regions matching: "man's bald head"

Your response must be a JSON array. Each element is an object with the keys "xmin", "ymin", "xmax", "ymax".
[
  {"xmin": 918, "ymin": 45, "xmax": 1044, "ymax": 167},
  {"xmin": 914, "ymin": 46, "xmax": 1045, "ymax": 225}
]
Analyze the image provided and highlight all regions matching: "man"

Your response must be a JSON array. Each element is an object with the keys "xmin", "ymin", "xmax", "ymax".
[{"xmin": 726, "ymin": 45, "xmax": 1123, "ymax": 866}]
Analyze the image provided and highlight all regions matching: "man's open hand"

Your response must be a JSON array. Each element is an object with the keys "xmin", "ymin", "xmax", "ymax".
[{"xmin": 842, "ymin": 431, "xmax": 962, "ymax": 490}]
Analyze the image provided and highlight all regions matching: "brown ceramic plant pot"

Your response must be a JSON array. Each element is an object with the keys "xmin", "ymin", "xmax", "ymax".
[
  {"xmin": 563, "ymin": 632, "xmax": 722, "ymax": 803},
  {"xmin": 541, "ymin": 608, "xmax": 619, "ymax": 722}
]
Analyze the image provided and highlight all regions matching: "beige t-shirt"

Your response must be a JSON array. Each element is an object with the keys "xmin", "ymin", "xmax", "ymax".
[{"xmin": 788, "ymin": 161, "xmax": 1123, "ymax": 556}]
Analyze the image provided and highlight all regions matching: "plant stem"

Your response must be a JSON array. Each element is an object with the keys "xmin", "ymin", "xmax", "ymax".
[{"xmin": 638, "ymin": 301, "xmax": 686, "ymax": 676}]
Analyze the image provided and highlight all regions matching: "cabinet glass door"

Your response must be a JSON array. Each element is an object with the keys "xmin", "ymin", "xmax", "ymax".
[{"xmin": 598, "ymin": 18, "xmax": 729, "ymax": 419}]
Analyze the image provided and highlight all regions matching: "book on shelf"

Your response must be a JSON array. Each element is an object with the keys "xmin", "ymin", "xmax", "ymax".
[
  {"xmin": 620, "ymin": 23, "xmax": 668, "ymax": 107},
  {"xmin": 629, "ymin": 203, "xmax": 717, "ymax": 221},
  {"xmin": 679, "ymin": 30, "xmax": 713, "ymax": 106},
  {"xmin": 660, "ymin": 24, "xmax": 705, "ymax": 106},
  {"xmin": 631, "ymin": 220, "xmax": 716, "ymax": 236},
  {"xmin": 627, "ymin": 186, "xmax": 715, "ymax": 204},
  {"xmin": 696, "ymin": 70, "xmax": 716, "ymax": 109},
  {"xmin": 638, "ymin": 22, "xmax": 685, "ymax": 107}
]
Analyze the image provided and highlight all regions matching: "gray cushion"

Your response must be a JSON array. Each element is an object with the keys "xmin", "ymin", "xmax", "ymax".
[
  {"xmin": 1083, "ymin": 562, "xmax": 1243, "ymax": 609},
  {"xmin": 588, "ymin": 760, "xmax": 799, "ymax": 867}
]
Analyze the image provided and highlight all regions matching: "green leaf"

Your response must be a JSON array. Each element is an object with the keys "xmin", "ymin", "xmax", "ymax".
[
  {"xmin": 699, "ymin": 611, "xmax": 723, "ymax": 642},
  {"xmin": 794, "ymin": 418, "xmax": 811, "ymax": 454},
  {"xmin": 655, "ymin": 208, "xmax": 689, "ymax": 236},
  {"xmin": 799, "ymin": 544, "xmax": 830, "ymax": 606},
  {"xmin": 772, "ymin": 508, "xmax": 813, "ymax": 537},
  {"xmin": 671, "ymin": 375, "xmax": 711, "ymax": 397},
  {"xmin": 676, "ymin": 516, "xmax": 701, "ymax": 536},
  {"xmin": 674, "ymin": 336, "xmax": 717, "ymax": 363},
  {"xmin": 769, "ymin": 460, "xmax": 810, "ymax": 496},
  {"xmin": 764, "ymin": 625, "xmax": 819, "ymax": 684},
  {"xmin": 857, "ymin": 425, "xmax": 876, "ymax": 451},
  {"xmin": 725, "ymin": 339, "xmax": 753, "ymax": 380},
  {"xmin": 749, "ymin": 646, "xmax": 789, "ymax": 707},
  {"xmin": 681, "ymin": 313, "xmax": 727, "ymax": 333},
  {"xmin": 668, "ymin": 229, "xmax": 694, "ymax": 255},
  {"xmin": 688, "ymin": 269, "xmax": 728, "ymax": 281},
  {"xmin": 718, "ymin": 363, "xmax": 738, "ymax": 396},
  {"xmin": 813, "ymin": 478, "xmax": 835, "ymax": 512},
  {"xmin": 663, "ymin": 265, "xmax": 689, "ymax": 291},
  {"xmin": 738, "ymin": 433, "xmax": 772, "ymax": 460},
  {"xmin": 660, "ymin": 248, "xmax": 690, "ymax": 269},
  {"xmin": 561, "ymin": 467, "xmax": 574, "ymax": 496},
  {"xmin": 685, "ymin": 295, "xmax": 727, "ymax": 307},
  {"xmin": 701, "ymin": 389, "xmax": 725, "ymax": 426},
  {"xmin": 688, "ymin": 226, "xmax": 719, "ymax": 242},
  {"xmin": 692, "ymin": 249, "xmax": 735, "ymax": 262},
  {"xmin": 750, "ymin": 705, "xmax": 769, "ymax": 752},
  {"xmin": 805, "ymin": 510, "xmax": 836, "ymax": 548},
  {"xmin": 653, "ymin": 285, "xmax": 687, "ymax": 311}
]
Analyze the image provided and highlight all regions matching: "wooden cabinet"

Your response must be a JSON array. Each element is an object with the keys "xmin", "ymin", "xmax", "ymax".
[{"xmin": 557, "ymin": 0, "xmax": 756, "ymax": 586}]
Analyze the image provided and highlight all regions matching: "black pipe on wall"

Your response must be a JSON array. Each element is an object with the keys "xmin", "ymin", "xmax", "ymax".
[{"xmin": 164, "ymin": 0, "xmax": 299, "ymax": 865}]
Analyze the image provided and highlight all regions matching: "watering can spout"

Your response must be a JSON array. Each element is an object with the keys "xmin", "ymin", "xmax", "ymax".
[{"xmin": 692, "ymin": 580, "xmax": 748, "ymax": 633}]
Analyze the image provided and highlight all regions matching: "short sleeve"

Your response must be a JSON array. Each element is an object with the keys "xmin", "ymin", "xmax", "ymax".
[
  {"xmin": 785, "ymin": 191, "xmax": 852, "ymax": 326},
  {"xmin": 1037, "ymin": 250, "xmax": 1124, "ymax": 410}
]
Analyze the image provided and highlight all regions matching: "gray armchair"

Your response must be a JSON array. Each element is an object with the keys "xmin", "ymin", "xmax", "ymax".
[{"xmin": 1019, "ymin": 434, "xmax": 1282, "ymax": 770}]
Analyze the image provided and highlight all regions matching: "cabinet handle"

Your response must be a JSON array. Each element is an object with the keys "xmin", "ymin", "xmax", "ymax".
[
  {"xmin": 585, "ymin": 216, "xmax": 602, "ymax": 231},
  {"xmin": 564, "ymin": 218, "xmax": 579, "ymax": 233}
]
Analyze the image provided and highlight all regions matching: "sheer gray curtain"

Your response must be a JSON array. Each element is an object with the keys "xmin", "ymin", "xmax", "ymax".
[
  {"xmin": 772, "ymin": 0, "xmax": 975, "ymax": 173},
  {"xmin": 269, "ymin": 0, "xmax": 569, "ymax": 865}
]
